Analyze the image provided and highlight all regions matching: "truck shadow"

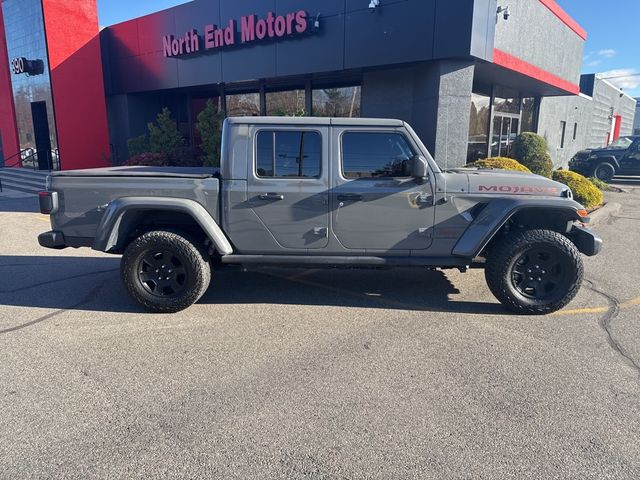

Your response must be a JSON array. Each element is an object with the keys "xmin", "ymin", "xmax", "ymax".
[
  {"xmin": 0, "ymin": 256, "xmax": 506, "ymax": 316},
  {"xmin": 0, "ymin": 195, "xmax": 39, "ymax": 213}
]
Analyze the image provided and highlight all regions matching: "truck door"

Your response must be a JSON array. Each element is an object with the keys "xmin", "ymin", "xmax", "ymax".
[
  {"xmin": 247, "ymin": 127, "xmax": 330, "ymax": 250},
  {"xmin": 331, "ymin": 127, "xmax": 436, "ymax": 252},
  {"xmin": 619, "ymin": 138, "xmax": 640, "ymax": 175}
]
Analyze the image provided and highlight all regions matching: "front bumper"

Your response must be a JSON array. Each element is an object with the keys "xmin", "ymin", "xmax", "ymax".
[
  {"xmin": 568, "ymin": 163, "xmax": 591, "ymax": 176},
  {"xmin": 38, "ymin": 230, "xmax": 68, "ymax": 250},
  {"xmin": 570, "ymin": 223, "xmax": 602, "ymax": 256}
]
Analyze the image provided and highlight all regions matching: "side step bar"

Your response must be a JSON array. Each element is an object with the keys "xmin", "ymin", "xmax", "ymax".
[{"xmin": 220, "ymin": 255, "xmax": 470, "ymax": 268}]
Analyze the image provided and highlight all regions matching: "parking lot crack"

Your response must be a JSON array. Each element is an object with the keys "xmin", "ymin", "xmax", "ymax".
[{"xmin": 585, "ymin": 279, "xmax": 640, "ymax": 377}]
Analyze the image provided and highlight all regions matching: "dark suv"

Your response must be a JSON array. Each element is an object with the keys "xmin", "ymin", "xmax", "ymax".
[{"xmin": 569, "ymin": 136, "xmax": 640, "ymax": 182}]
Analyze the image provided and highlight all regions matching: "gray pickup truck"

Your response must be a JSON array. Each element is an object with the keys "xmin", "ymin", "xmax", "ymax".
[{"xmin": 38, "ymin": 117, "xmax": 601, "ymax": 314}]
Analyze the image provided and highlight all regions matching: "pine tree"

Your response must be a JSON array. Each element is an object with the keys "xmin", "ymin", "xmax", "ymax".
[
  {"xmin": 196, "ymin": 100, "xmax": 224, "ymax": 167},
  {"xmin": 148, "ymin": 108, "xmax": 185, "ymax": 155}
]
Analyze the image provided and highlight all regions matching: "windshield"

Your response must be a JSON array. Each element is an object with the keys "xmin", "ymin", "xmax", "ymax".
[{"xmin": 608, "ymin": 137, "xmax": 634, "ymax": 149}]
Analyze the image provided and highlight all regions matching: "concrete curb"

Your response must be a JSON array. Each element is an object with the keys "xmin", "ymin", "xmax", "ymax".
[{"xmin": 589, "ymin": 202, "xmax": 621, "ymax": 226}]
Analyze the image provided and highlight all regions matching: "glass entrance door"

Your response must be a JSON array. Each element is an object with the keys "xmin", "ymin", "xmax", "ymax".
[
  {"xmin": 31, "ymin": 101, "xmax": 53, "ymax": 171},
  {"xmin": 491, "ymin": 115, "xmax": 520, "ymax": 158}
]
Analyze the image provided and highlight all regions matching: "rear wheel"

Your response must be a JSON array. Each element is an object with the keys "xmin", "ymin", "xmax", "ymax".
[
  {"xmin": 121, "ymin": 230, "xmax": 211, "ymax": 313},
  {"xmin": 593, "ymin": 162, "xmax": 615, "ymax": 182},
  {"xmin": 485, "ymin": 229, "xmax": 583, "ymax": 315}
]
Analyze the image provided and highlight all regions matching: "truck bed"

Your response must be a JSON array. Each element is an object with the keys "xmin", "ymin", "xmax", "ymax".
[{"xmin": 47, "ymin": 166, "xmax": 221, "ymax": 246}]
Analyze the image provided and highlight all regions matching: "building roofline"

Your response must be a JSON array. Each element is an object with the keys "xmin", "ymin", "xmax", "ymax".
[
  {"xmin": 538, "ymin": 0, "xmax": 587, "ymax": 40},
  {"xmin": 593, "ymin": 75, "xmax": 638, "ymax": 102}
]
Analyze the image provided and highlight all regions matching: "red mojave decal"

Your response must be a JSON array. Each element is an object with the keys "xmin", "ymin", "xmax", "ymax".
[{"xmin": 478, "ymin": 185, "xmax": 560, "ymax": 195}]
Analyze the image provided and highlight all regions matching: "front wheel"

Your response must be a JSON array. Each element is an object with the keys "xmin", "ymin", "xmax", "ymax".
[
  {"xmin": 121, "ymin": 230, "xmax": 211, "ymax": 313},
  {"xmin": 485, "ymin": 229, "xmax": 583, "ymax": 315},
  {"xmin": 593, "ymin": 162, "xmax": 615, "ymax": 183}
]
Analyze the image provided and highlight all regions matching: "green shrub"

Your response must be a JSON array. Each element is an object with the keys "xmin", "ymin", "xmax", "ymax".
[
  {"xmin": 126, "ymin": 108, "xmax": 185, "ymax": 161},
  {"xmin": 511, "ymin": 132, "xmax": 553, "ymax": 178},
  {"xmin": 168, "ymin": 147, "xmax": 202, "ymax": 167},
  {"xmin": 148, "ymin": 107, "xmax": 185, "ymax": 155},
  {"xmin": 525, "ymin": 152, "xmax": 554, "ymax": 178},
  {"xmin": 588, "ymin": 177, "xmax": 608, "ymax": 191},
  {"xmin": 127, "ymin": 134, "xmax": 150, "ymax": 157},
  {"xmin": 196, "ymin": 99, "xmax": 224, "ymax": 167},
  {"xmin": 552, "ymin": 170, "xmax": 603, "ymax": 209},
  {"xmin": 123, "ymin": 152, "xmax": 169, "ymax": 167},
  {"xmin": 473, "ymin": 157, "xmax": 531, "ymax": 173}
]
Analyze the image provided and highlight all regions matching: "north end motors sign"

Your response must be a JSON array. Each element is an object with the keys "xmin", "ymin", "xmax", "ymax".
[{"xmin": 163, "ymin": 10, "xmax": 310, "ymax": 58}]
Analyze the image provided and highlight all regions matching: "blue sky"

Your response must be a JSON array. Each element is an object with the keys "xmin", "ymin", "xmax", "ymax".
[
  {"xmin": 97, "ymin": 0, "xmax": 639, "ymax": 97},
  {"xmin": 97, "ymin": 0, "xmax": 189, "ymax": 26},
  {"xmin": 557, "ymin": 0, "xmax": 640, "ymax": 97}
]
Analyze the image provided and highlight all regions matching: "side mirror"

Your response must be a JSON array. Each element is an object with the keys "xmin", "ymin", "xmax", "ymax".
[{"xmin": 410, "ymin": 155, "xmax": 429, "ymax": 182}]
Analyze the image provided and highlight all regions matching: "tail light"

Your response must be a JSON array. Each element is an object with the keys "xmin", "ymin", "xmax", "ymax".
[{"xmin": 38, "ymin": 191, "xmax": 59, "ymax": 215}]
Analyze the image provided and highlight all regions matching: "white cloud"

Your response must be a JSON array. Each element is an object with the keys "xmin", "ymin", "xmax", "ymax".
[
  {"xmin": 598, "ymin": 49, "xmax": 617, "ymax": 58},
  {"xmin": 597, "ymin": 69, "xmax": 640, "ymax": 90},
  {"xmin": 587, "ymin": 60, "xmax": 602, "ymax": 68}
]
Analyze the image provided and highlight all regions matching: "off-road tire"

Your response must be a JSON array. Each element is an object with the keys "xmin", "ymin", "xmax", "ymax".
[
  {"xmin": 485, "ymin": 229, "xmax": 583, "ymax": 315},
  {"xmin": 593, "ymin": 162, "xmax": 615, "ymax": 183},
  {"xmin": 121, "ymin": 230, "xmax": 211, "ymax": 313}
]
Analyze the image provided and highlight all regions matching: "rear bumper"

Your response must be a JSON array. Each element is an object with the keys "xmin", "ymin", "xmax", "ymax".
[
  {"xmin": 570, "ymin": 223, "xmax": 602, "ymax": 256},
  {"xmin": 38, "ymin": 230, "xmax": 68, "ymax": 250}
]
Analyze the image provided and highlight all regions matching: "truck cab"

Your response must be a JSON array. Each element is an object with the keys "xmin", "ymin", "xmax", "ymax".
[{"xmin": 222, "ymin": 117, "xmax": 438, "ymax": 256}]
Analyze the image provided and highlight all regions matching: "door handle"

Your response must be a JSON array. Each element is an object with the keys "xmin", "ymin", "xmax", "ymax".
[
  {"xmin": 259, "ymin": 193, "xmax": 284, "ymax": 201},
  {"xmin": 337, "ymin": 193, "xmax": 363, "ymax": 202}
]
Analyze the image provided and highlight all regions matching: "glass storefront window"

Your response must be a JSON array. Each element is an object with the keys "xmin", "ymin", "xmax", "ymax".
[
  {"xmin": 225, "ymin": 93, "xmax": 260, "ymax": 117},
  {"xmin": 494, "ymin": 96, "xmax": 521, "ymax": 115},
  {"xmin": 521, "ymin": 97, "xmax": 537, "ymax": 133},
  {"xmin": 265, "ymin": 89, "xmax": 306, "ymax": 116},
  {"xmin": 467, "ymin": 93, "xmax": 490, "ymax": 163},
  {"xmin": 312, "ymin": 86, "xmax": 361, "ymax": 118}
]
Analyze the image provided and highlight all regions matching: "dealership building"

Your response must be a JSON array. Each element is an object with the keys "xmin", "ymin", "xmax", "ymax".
[{"xmin": 0, "ymin": 0, "xmax": 636, "ymax": 173}]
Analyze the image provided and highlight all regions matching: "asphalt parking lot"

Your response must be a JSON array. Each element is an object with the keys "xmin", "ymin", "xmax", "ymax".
[{"xmin": 0, "ymin": 184, "xmax": 639, "ymax": 479}]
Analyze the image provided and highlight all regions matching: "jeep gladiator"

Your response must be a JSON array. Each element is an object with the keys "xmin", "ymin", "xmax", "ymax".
[
  {"xmin": 569, "ymin": 135, "xmax": 640, "ymax": 182},
  {"xmin": 38, "ymin": 117, "xmax": 602, "ymax": 314}
]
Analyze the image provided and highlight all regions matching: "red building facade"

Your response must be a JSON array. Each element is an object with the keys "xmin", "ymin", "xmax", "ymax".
[{"xmin": 0, "ymin": 0, "xmax": 110, "ymax": 170}]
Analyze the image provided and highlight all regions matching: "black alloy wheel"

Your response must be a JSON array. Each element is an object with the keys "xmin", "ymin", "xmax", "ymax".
[
  {"xmin": 510, "ymin": 247, "xmax": 572, "ymax": 301},
  {"xmin": 594, "ymin": 162, "xmax": 615, "ymax": 183},
  {"xmin": 121, "ymin": 230, "xmax": 211, "ymax": 313},
  {"xmin": 485, "ymin": 229, "xmax": 583, "ymax": 315},
  {"xmin": 138, "ymin": 249, "xmax": 188, "ymax": 298}
]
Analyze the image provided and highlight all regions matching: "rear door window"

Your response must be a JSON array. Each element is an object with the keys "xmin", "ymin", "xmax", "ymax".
[{"xmin": 256, "ymin": 131, "xmax": 322, "ymax": 178}]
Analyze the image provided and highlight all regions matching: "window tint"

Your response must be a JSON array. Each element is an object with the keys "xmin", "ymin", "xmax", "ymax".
[
  {"xmin": 342, "ymin": 132, "xmax": 415, "ymax": 179},
  {"xmin": 256, "ymin": 131, "xmax": 321, "ymax": 178}
]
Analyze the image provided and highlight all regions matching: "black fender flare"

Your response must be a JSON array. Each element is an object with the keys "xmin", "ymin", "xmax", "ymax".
[
  {"xmin": 92, "ymin": 197, "xmax": 234, "ymax": 255},
  {"xmin": 452, "ymin": 198, "xmax": 585, "ymax": 259}
]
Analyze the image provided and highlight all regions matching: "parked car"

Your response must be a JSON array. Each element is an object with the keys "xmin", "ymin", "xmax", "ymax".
[
  {"xmin": 38, "ymin": 117, "xmax": 601, "ymax": 315},
  {"xmin": 569, "ymin": 136, "xmax": 640, "ymax": 182}
]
